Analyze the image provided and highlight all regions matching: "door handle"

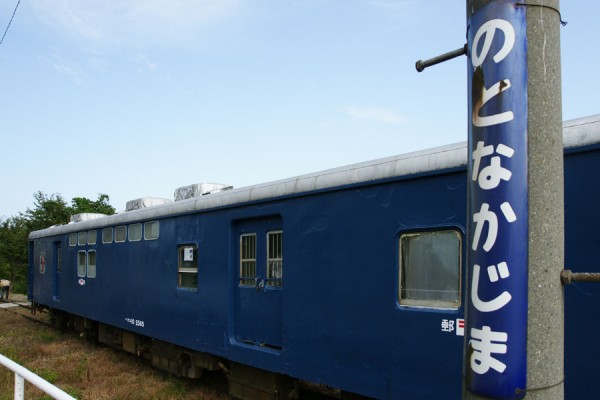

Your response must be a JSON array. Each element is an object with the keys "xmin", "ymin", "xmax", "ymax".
[{"xmin": 255, "ymin": 276, "xmax": 264, "ymax": 291}]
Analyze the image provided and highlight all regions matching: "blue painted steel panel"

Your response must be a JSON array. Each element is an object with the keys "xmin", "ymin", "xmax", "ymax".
[
  {"xmin": 563, "ymin": 145, "xmax": 600, "ymax": 400},
  {"xmin": 467, "ymin": 1, "xmax": 528, "ymax": 398},
  {"xmin": 28, "ymin": 169, "xmax": 468, "ymax": 399},
  {"xmin": 26, "ymin": 131, "xmax": 600, "ymax": 399}
]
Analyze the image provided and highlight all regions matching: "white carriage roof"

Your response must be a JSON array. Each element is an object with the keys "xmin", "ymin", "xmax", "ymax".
[{"xmin": 29, "ymin": 114, "xmax": 600, "ymax": 239}]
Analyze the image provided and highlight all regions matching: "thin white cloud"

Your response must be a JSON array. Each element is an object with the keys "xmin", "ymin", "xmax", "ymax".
[
  {"xmin": 130, "ymin": 53, "xmax": 158, "ymax": 72},
  {"xmin": 344, "ymin": 106, "xmax": 405, "ymax": 125},
  {"xmin": 31, "ymin": 0, "xmax": 243, "ymax": 49},
  {"xmin": 45, "ymin": 54, "xmax": 87, "ymax": 85},
  {"xmin": 88, "ymin": 57, "xmax": 110, "ymax": 72}
]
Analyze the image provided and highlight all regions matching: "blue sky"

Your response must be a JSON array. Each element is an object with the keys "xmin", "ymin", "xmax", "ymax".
[{"xmin": 1, "ymin": 1, "xmax": 598, "ymax": 218}]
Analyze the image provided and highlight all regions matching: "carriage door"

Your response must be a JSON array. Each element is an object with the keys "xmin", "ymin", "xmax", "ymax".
[{"xmin": 234, "ymin": 217, "xmax": 283, "ymax": 350}]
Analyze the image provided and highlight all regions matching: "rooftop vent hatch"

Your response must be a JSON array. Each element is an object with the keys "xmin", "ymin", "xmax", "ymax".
[
  {"xmin": 174, "ymin": 183, "xmax": 233, "ymax": 201},
  {"xmin": 69, "ymin": 213, "xmax": 107, "ymax": 223},
  {"xmin": 125, "ymin": 197, "xmax": 173, "ymax": 212}
]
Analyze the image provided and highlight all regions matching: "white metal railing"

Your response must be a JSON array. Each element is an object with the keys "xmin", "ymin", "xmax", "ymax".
[{"xmin": 0, "ymin": 354, "xmax": 76, "ymax": 400}]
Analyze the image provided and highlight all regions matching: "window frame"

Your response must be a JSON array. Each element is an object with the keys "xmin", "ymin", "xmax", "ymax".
[
  {"xmin": 87, "ymin": 230, "xmax": 97, "ymax": 245},
  {"xmin": 266, "ymin": 230, "xmax": 283, "ymax": 288},
  {"xmin": 128, "ymin": 223, "xmax": 143, "ymax": 242},
  {"xmin": 77, "ymin": 231, "xmax": 87, "ymax": 246},
  {"xmin": 115, "ymin": 225, "xmax": 127, "ymax": 243},
  {"xmin": 144, "ymin": 221, "xmax": 160, "ymax": 240},
  {"xmin": 102, "ymin": 227, "xmax": 113, "ymax": 244},
  {"xmin": 398, "ymin": 229, "xmax": 462, "ymax": 309},
  {"xmin": 77, "ymin": 250, "xmax": 87, "ymax": 277},
  {"xmin": 87, "ymin": 250, "xmax": 97, "ymax": 278},
  {"xmin": 177, "ymin": 244, "xmax": 198, "ymax": 290},
  {"xmin": 239, "ymin": 233, "xmax": 257, "ymax": 287}
]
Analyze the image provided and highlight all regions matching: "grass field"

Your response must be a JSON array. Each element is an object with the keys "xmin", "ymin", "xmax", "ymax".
[{"xmin": 0, "ymin": 296, "xmax": 229, "ymax": 400}]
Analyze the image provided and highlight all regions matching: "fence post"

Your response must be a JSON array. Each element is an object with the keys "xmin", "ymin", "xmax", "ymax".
[
  {"xmin": 14, "ymin": 373, "xmax": 24, "ymax": 400},
  {"xmin": 0, "ymin": 354, "xmax": 76, "ymax": 400}
]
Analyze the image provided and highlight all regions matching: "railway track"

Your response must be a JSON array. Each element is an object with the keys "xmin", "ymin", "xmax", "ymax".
[{"xmin": 0, "ymin": 299, "xmax": 52, "ymax": 327}]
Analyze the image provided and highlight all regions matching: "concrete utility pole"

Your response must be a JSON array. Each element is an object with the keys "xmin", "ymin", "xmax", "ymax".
[
  {"xmin": 522, "ymin": 1, "xmax": 564, "ymax": 398},
  {"xmin": 464, "ymin": 1, "xmax": 564, "ymax": 400}
]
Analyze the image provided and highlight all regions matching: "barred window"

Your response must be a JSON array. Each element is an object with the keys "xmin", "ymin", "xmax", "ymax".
[
  {"xmin": 266, "ymin": 231, "xmax": 283, "ymax": 287},
  {"xmin": 240, "ymin": 234, "xmax": 257, "ymax": 287}
]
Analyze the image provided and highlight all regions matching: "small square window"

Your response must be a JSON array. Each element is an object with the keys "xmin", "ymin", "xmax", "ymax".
[
  {"xmin": 115, "ymin": 226, "xmax": 127, "ymax": 243},
  {"xmin": 87, "ymin": 230, "xmax": 97, "ymax": 245},
  {"xmin": 102, "ymin": 228, "xmax": 113, "ymax": 244},
  {"xmin": 78, "ymin": 232, "xmax": 87, "ymax": 246},
  {"xmin": 144, "ymin": 221, "xmax": 159, "ymax": 240},
  {"xmin": 129, "ymin": 224, "xmax": 142, "ymax": 242},
  {"xmin": 69, "ymin": 233, "xmax": 77, "ymax": 247},
  {"xmin": 399, "ymin": 230, "xmax": 461, "ymax": 309}
]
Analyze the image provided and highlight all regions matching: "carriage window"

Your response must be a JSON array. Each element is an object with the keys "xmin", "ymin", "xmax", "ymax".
[
  {"xmin": 178, "ymin": 245, "xmax": 198, "ymax": 289},
  {"xmin": 399, "ymin": 230, "xmax": 461, "ymax": 309},
  {"xmin": 144, "ymin": 221, "xmax": 159, "ymax": 240},
  {"xmin": 240, "ymin": 234, "xmax": 257, "ymax": 286},
  {"xmin": 77, "ymin": 251, "xmax": 87, "ymax": 277},
  {"xmin": 69, "ymin": 233, "xmax": 77, "ymax": 247},
  {"xmin": 266, "ymin": 231, "xmax": 283, "ymax": 287},
  {"xmin": 102, "ymin": 227, "xmax": 113, "ymax": 244},
  {"xmin": 87, "ymin": 230, "xmax": 97, "ymax": 245},
  {"xmin": 87, "ymin": 250, "xmax": 97, "ymax": 278},
  {"xmin": 129, "ymin": 224, "xmax": 142, "ymax": 242},
  {"xmin": 78, "ymin": 231, "xmax": 86, "ymax": 246},
  {"xmin": 115, "ymin": 226, "xmax": 127, "ymax": 242}
]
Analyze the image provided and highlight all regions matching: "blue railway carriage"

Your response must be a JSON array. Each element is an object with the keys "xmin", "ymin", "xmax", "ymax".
[{"xmin": 28, "ymin": 115, "xmax": 600, "ymax": 399}]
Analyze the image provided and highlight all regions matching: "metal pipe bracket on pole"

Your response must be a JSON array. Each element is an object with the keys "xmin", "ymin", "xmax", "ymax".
[
  {"xmin": 561, "ymin": 269, "xmax": 600, "ymax": 285},
  {"xmin": 415, "ymin": 44, "xmax": 467, "ymax": 72}
]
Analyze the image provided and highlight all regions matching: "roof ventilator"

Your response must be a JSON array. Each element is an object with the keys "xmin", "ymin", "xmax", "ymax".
[
  {"xmin": 174, "ymin": 183, "xmax": 233, "ymax": 201},
  {"xmin": 125, "ymin": 198, "xmax": 173, "ymax": 212}
]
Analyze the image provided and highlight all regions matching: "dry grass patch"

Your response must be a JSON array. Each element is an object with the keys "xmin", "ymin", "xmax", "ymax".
[{"xmin": 0, "ymin": 304, "xmax": 229, "ymax": 399}]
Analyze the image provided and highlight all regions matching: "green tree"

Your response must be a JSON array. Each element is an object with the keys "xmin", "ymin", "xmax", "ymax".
[
  {"xmin": 22, "ymin": 192, "xmax": 116, "ymax": 232},
  {"xmin": 70, "ymin": 194, "xmax": 116, "ymax": 215},
  {"xmin": 23, "ymin": 191, "xmax": 71, "ymax": 232},
  {"xmin": 0, "ymin": 216, "xmax": 29, "ymax": 292},
  {"xmin": 2, "ymin": 192, "xmax": 116, "ymax": 294}
]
